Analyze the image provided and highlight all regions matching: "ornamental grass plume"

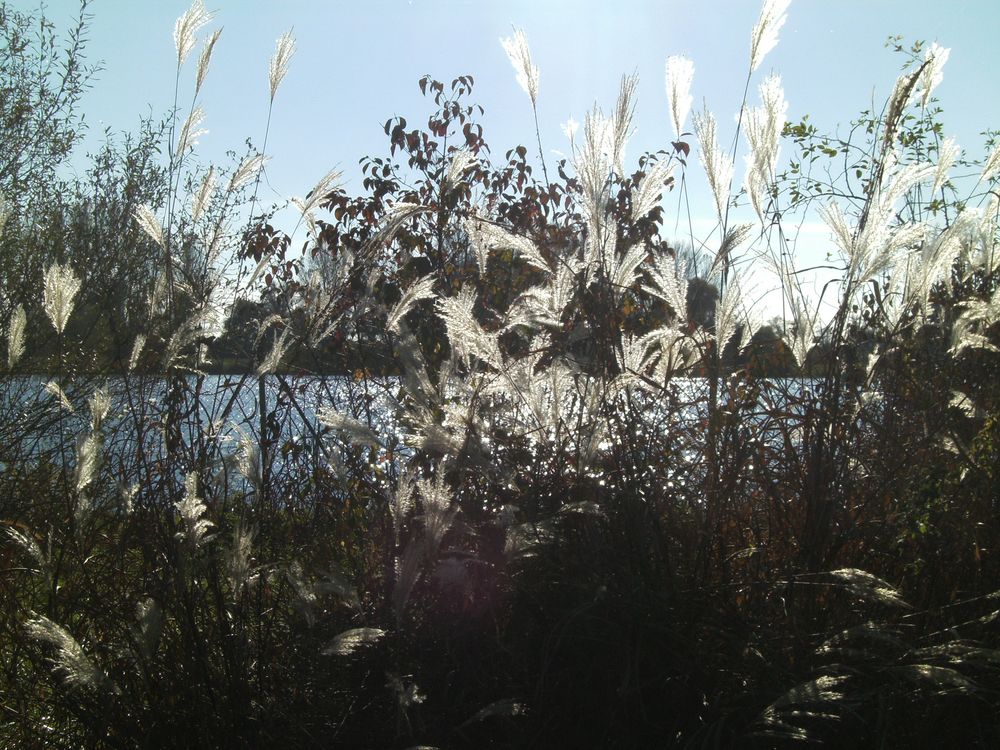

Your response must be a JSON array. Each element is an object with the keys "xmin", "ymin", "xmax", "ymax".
[
  {"xmin": 42, "ymin": 264, "xmax": 81, "ymax": 335},
  {"xmin": 500, "ymin": 27, "xmax": 539, "ymax": 106},
  {"xmin": 269, "ymin": 30, "xmax": 296, "ymax": 102},
  {"xmin": 195, "ymin": 28, "xmax": 222, "ymax": 93},
  {"xmin": 173, "ymin": 0, "xmax": 215, "ymax": 69},
  {"xmin": 175, "ymin": 473, "xmax": 214, "ymax": 551},
  {"xmin": 693, "ymin": 108, "xmax": 733, "ymax": 223},
  {"xmin": 665, "ymin": 55, "xmax": 694, "ymax": 140},
  {"xmin": 744, "ymin": 74, "xmax": 788, "ymax": 222},
  {"xmin": 133, "ymin": 204, "xmax": 165, "ymax": 248},
  {"xmin": 749, "ymin": 0, "xmax": 791, "ymax": 73},
  {"xmin": 7, "ymin": 303, "xmax": 26, "ymax": 368},
  {"xmin": 24, "ymin": 613, "xmax": 109, "ymax": 692}
]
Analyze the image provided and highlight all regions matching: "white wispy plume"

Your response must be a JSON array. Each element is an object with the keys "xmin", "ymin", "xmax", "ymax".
[
  {"xmin": 744, "ymin": 74, "xmax": 788, "ymax": 222},
  {"xmin": 173, "ymin": 0, "xmax": 215, "ymax": 68},
  {"xmin": 609, "ymin": 74, "xmax": 638, "ymax": 178},
  {"xmin": 390, "ymin": 470, "xmax": 415, "ymax": 543},
  {"xmin": 363, "ymin": 202, "xmax": 428, "ymax": 257},
  {"xmin": 226, "ymin": 522, "xmax": 256, "ymax": 597},
  {"xmin": 316, "ymin": 407, "xmax": 380, "ymax": 448},
  {"xmin": 665, "ymin": 55, "xmax": 694, "ymax": 140},
  {"xmin": 227, "ymin": 153, "xmax": 270, "ymax": 193},
  {"xmin": 561, "ymin": 117, "xmax": 579, "ymax": 142},
  {"xmin": 931, "ymin": 137, "xmax": 959, "ymax": 195},
  {"xmin": 437, "ymin": 287, "xmax": 502, "ymax": 369},
  {"xmin": 2, "ymin": 523, "xmax": 46, "ymax": 573},
  {"xmin": 386, "ymin": 276, "xmax": 437, "ymax": 334},
  {"xmin": 134, "ymin": 598, "xmax": 162, "ymax": 660},
  {"xmin": 915, "ymin": 42, "xmax": 950, "ymax": 108},
  {"xmin": 176, "ymin": 105, "xmax": 207, "ymax": 155},
  {"xmin": 575, "ymin": 105, "xmax": 613, "ymax": 225},
  {"xmin": 981, "ymin": 142, "xmax": 1000, "ymax": 184},
  {"xmin": 134, "ymin": 204, "xmax": 165, "ymax": 248},
  {"xmin": 24, "ymin": 613, "xmax": 109, "ymax": 691},
  {"xmin": 128, "ymin": 334, "xmax": 146, "ymax": 372},
  {"xmin": 715, "ymin": 279, "xmax": 741, "ymax": 351},
  {"xmin": 820, "ymin": 153, "xmax": 935, "ymax": 290},
  {"xmin": 500, "ymin": 27, "xmax": 539, "ymax": 106},
  {"xmin": 632, "ymin": 158, "xmax": 675, "ymax": 219},
  {"xmin": 257, "ymin": 326, "xmax": 291, "ymax": 376},
  {"xmin": 463, "ymin": 214, "xmax": 550, "ymax": 274},
  {"xmin": 291, "ymin": 168, "xmax": 342, "ymax": 236},
  {"xmin": 45, "ymin": 380, "xmax": 73, "ymax": 412},
  {"xmin": 507, "ymin": 261, "xmax": 579, "ymax": 330},
  {"xmin": 163, "ymin": 307, "xmax": 213, "ymax": 368},
  {"xmin": 609, "ymin": 243, "xmax": 647, "ymax": 297},
  {"xmin": 444, "ymin": 148, "xmax": 477, "ymax": 191},
  {"xmin": 323, "ymin": 627, "xmax": 386, "ymax": 656},
  {"xmin": 269, "ymin": 30, "xmax": 296, "ymax": 102},
  {"xmin": 642, "ymin": 253, "xmax": 688, "ymax": 325},
  {"xmin": 87, "ymin": 388, "xmax": 111, "ymax": 432},
  {"xmin": 710, "ymin": 223, "xmax": 754, "ymax": 279},
  {"xmin": 195, "ymin": 28, "xmax": 222, "ymax": 93},
  {"xmin": 191, "ymin": 167, "xmax": 215, "ymax": 223},
  {"xmin": 7, "ymin": 303, "xmax": 26, "ymax": 369},
  {"xmin": 911, "ymin": 209, "xmax": 981, "ymax": 310},
  {"xmin": 74, "ymin": 432, "xmax": 101, "ymax": 496},
  {"xmin": 175, "ymin": 473, "xmax": 214, "ymax": 551},
  {"xmin": 749, "ymin": 0, "xmax": 791, "ymax": 73},
  {"xmin": 693, "ymin": 108, "xmax": 734, "ymax": 223},
  {"xmin": 43, "ymin": 264, "xmax": 81, "ymax": 335}
]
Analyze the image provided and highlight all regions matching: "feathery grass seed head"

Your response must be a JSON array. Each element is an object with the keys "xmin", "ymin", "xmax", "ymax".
[
  {"xmin": 749, "ymin": 0, "xmax": 791, "ymax": 73},
  {"xmin": 665, "ymin": 55, "xmax": 694, "ymax": 140},
  {"xmin": 500, "ymin": 28, "xmax": 539, "ymax": 106},
  {"xmin": 174, "ymin": 0, "xmax": 215, "ymax": 68},
  {"xmin": 43, "ymin": 264, "xmax": 81, "ymax": 335},
  {"xmin": 269, "ymin": 30, "xmax": 296, "ymax": 102},
  {"xmin": 7, "ymin": 304, "xmax": 26, "ymax": 369}
]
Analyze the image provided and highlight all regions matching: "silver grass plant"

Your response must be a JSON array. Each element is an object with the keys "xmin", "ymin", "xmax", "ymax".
[
  {"xmin": 44, "ymin": 380, "xmax": 74, "ymax": 412},
  {"xmin": 7, "ymin": 303, "xmax": 26, "ymax": 368},
  {"xmin": 631, "ymin": 158, "xmax": 675, "ymax": 219},
  {"xmin": 316, "ymin": 407, "xmax": 380, "ymax": 448},
  {"xmin": 693, "ymin": 108, "xmax": 733, "ymax": 224},
  {"xmin": 173, "ymin": 0, "xmax": 215, "ymax": 68},
  {"xmin": 24, "ymin": 613, "xmax": 110, "ymax": 692},
  {"xmin": 269, "ymin": 31, "xmax": 296, "ymax": 103},
  {"xmin": 665, "ymin": 55, "xmax": 694, "ymax": 140},
  {"xmin": 134, "ymin": 204, "xmax": 166, "ymax": 248},
  {"xmin": 42, "ymin": 264, "xmax": 82, "ymax": 335},
  {"xmin": 175, "ymin": 472, "xmax": 214, "ymax": 551},
  {"xmin": 749, "ymin": 0, "xmax": 791, "ymax": 73},
  {"xmin": 386, "ymin": 276, "xmax": 437, "ymax": 334},
  {"xmin": 500, "ymin": 27, "xmax": 539, "ymax": 107},
  {"xmin": 195, "ymin": 28, "xmax": 222, "ymax": 94},
  {"xmin": 191, "ymin": 166, "xmax": 215, "ymax": 223},
  {"xmin": 323, "ymin": 627, "xmax": 386, "ymax": 656}
]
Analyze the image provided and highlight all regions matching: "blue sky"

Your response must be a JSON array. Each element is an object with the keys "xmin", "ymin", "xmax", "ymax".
[{"xmin": 34, "ymin": 0, "xmax": 1000, "ymax": 313}]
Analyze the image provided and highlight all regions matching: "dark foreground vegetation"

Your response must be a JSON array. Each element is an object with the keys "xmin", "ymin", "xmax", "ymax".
[{"xmin": 1, "ymin": 1, "xmax": 999, "ymax": 747}]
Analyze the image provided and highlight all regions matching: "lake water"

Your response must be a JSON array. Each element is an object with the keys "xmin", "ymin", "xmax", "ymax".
[{"xmin": 0, "ymin": 373, "xmax": 819, "ymax": 481}]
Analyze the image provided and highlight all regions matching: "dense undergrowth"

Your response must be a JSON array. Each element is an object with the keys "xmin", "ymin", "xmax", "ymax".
[{"xmin": 1, "ymin": 1, "xmax": 999, "ymax": 747}]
